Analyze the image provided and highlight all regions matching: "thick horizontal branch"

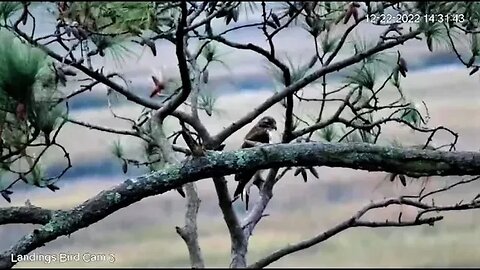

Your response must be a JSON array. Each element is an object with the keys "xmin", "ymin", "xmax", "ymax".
[
  {"xmin": 0, "ymin": 207, "xmax": 55, "ymax": 225},
  {"xmin": 1, "ymin": 142, "xmax": 480, "ymax": 268}
]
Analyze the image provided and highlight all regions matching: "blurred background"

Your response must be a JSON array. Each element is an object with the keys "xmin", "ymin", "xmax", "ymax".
[{"xmin": 1, "ymin": 3, "xmax": 480, "ymax": 268}]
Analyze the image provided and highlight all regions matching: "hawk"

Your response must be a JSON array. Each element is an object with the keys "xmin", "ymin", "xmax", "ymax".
[{"xmin": 233, "ymin": 116, "xmax": 277, "ymax": 209}]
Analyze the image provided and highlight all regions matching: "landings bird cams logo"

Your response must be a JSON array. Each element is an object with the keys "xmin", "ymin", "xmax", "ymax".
[{"xmin": 10, "ymin": 252, "xmax": 116, "ymax": 264}]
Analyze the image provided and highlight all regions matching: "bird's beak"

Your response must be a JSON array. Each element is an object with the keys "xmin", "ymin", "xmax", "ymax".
[{"xmin": 273, "ymin": 125, "xmax": 277, "ymax": 131}]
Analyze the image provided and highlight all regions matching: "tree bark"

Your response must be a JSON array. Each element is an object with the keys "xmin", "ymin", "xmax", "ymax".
[
  {"xmin": 1, "ymin": 142, "xmax": 480, "ymax": 268},
  {"xmin": 212, "ymin": 177, "xmax": 248, "ymax": 268}
]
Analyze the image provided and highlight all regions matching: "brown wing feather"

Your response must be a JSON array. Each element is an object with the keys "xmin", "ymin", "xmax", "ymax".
[{"xmin": 241, "ymin": 126, "xmax": 270, "ymax": 148}]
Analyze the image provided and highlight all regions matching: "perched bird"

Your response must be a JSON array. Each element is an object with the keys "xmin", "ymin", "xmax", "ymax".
[{"xmin": 233, "ymin": 116, "xmax": 277, "ymax": 209}]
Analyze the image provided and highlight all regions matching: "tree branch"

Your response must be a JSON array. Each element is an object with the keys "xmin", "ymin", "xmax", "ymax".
[
  {"xmin": 66, "ymin": 118, "xmax": 138, "ymax": 137},
  {"xmin": 1, "ymin": 142, "xmax": 479, "ymax": 268},
  {"xmin": 186, "ymin": 1, "xmax": 232, "ymax": 32},
  {"xmin": 241, "ymin": 168, "xmax": 279, "ymax": 236},
  {"xmin": 10, "ymin": 27, "xmax": 211, "ymax": 138},
  {"xmin": 173, "ymin": 111, "xmax": 212, "ymax": 143},
  {"xmin": 66, "ymin": 117, "xmax": 190, "ymax": 154},
  {"xmin": 248, "ymin": 214, "xmax": 442, "ymax": 269},
  {"xmin": 209, "ymin": 30, "xmax": 422, "ymax": 147},
  {"xmin": 175, "ymin": 183, "xmax": 205, "ymax": 268},
  {"xmin": 155, "ymin": 1, "xmax": 192, "ymax": 122},
  {"xmin": 248, "ymin": 196, "xmax": 444, "ymax": 269},
  {"xmin": 13, "ymin": 27, "xmax": 161, "ymax": 109},
  {"xmin": 156, "ymin": 121, "xmax": 205, "ymax": 268},
  {"xmin": 0, "ymin": 206, "xmax": 55, "ymax": 225},
  {"xmin": 212, "ymin": 177, "xmax": 247, "ymax": 268}
]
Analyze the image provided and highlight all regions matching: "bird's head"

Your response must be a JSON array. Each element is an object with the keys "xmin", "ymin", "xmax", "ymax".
[{"xmin": 257, "ymin": 116, "xmax": 277, "ymax": 131}]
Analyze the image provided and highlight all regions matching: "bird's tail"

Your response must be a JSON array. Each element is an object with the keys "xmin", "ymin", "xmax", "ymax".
[
  {"xmin": 234, "ymin": 170, "xmax": 255, "ymax": 196},
  {"xmin": 176, "ymin": 187, "xmax": 186, "ymax": 198},
  {"xmin": 233, "ymin": 180, "xmax": 247, "ymax": 199},
  {"xmin": 233, "ymin": 181, "xmax": 251, "ymax": 211},
  {"xmin": 234, "ymin": 171, "xmax": 259, "ymax": 211}
]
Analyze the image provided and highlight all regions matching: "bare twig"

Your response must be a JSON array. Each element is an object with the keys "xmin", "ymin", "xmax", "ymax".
[
  {"xmin": 66, "ymin": 118, "xmax": 138, "ymax": 137},
  {"xmin": 419, "ymin": 176, "xmax": 480, "ymax": 202},
  {"xmin": 248, "ymin": 196, "xmax": 443, "ymax": 268},
  {"xmin": 209, "ymin": 30, "xmax": 422, "ymax": 147}
]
